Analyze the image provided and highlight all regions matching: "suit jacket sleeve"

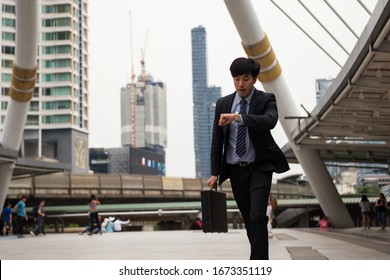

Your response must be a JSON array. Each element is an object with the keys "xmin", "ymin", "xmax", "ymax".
[
  {"xmin": 242, "ymin": 91, "xmax": 290, "ymax": 174},
  {"xmin": 242, "ymin": 92, "xmax": 278, "ymax": 131}
]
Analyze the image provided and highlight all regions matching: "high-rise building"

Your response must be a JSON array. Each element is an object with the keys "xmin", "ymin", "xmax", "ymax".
[
  {"xmin": 315, "ymin": 78, "xmax": 333, "ymax": 104},
  {"xmin": 0, "ymin": 0, "xmax": 89, "ymax": 173},
  {"xmin": 191, "ymin": 26, "xmax": 221, "ymax": 178},
  {"xmin": 120, "ymin": 74, "xmax": 167, "ymax": 150},
  {"xmin": 119, "ymin": 71, "xmax": 167, "ymax": 176}
]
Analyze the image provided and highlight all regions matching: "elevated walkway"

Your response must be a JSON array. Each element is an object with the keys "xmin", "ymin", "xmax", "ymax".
[
  {"xmin": 32, "ymin": 196, "xmax": 379, "ymax": 217},
  {"xmin": 0, "ymin": 227, "xmax": 389, "ymax": 260},
  {"xmin": 19, "ymin": 197, "xmax": 386, "ymax": 232}
]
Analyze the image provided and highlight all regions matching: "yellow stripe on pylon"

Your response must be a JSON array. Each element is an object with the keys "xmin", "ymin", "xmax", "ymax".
[
  {"xmin": 243, "ymin": 34, "xmax": 271, "ymax": 56},
  {"xmin": 10, "ymin": 62, "xmax": 37, "ymax": 102},
  {"xmin": 11, "ymin": 75, "xmax": 36, "ymax": 91},
  {"xmin": 9, "ymin": 87, "xmax": 34, "ymax": 102},
  {"xmin": 243, "ymin": 33, "xmax": 282, "ymax": 83},
  {"xmin": 259, "ymin": 62, "xmax": 282, "ymax": 83}
]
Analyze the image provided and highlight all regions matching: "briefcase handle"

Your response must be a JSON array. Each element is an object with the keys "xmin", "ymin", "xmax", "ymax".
[{"xmin": 210, "ymin": 183, "xmax": 222, "ymax": 192}]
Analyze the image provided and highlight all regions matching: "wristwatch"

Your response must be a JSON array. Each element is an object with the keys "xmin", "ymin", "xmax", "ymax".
[{"xmin": 234, "ymin": 112, "xmax": 240, "ymax": 122}]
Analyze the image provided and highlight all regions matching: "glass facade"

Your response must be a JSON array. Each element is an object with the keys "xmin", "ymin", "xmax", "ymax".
[
  {"xmin": 191, "ymin": 26, "xmax": 221, "ymax": 178},
  {"xmin": 315, "ymin": 79, "xmax": 333, "ymax": 104}
]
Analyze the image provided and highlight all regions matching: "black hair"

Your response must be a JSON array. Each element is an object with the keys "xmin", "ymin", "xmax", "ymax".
[
  {"xmin": 89, "ymin": 194, "xmax": 97, "ymax": 202},
  {"xmin": 361, "ymin": 194, "xmax": 368, "ymax": 202},
  {"xmin": 230, "ymin": 57, "xmax": 261, "ymax": 78}
]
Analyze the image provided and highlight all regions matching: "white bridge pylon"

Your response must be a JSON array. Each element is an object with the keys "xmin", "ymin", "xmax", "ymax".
[{"xmin": 0, "ymin": 0, "xmax": 39, "ymax": 214}]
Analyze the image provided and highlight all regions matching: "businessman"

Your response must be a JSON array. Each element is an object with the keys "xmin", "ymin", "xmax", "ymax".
[{"xmin": 207, "ymin": 57, "xmax": 289, "ymax": 259}]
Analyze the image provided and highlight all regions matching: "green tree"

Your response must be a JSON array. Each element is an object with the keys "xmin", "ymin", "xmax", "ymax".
[{"xmin": 357, "ymin": 184, "xmax": 380, "ymax": 194}]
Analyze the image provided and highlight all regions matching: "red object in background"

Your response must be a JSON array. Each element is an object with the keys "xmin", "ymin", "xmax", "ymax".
[{"xmin": 319, "ymin": 218, "xmax": 329, "ymax": 229}]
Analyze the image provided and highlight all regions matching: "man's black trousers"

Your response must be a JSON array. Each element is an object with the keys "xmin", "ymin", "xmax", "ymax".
[{"xmin": 228, "ymin": 164, "xmax": 272, "ymax": 260}]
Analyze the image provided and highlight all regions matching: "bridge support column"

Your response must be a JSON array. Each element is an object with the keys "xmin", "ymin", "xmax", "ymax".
[
  {"xmin": 224, "ymin": 0, "xmax": 354, "ymax": 227},
  {"xmin": 0, "ymin": 0, "xmax": 39, "ymax": 214},
  {"xmin": 299, "ymin": 209, "xmax": 310, "ymax": 227}
]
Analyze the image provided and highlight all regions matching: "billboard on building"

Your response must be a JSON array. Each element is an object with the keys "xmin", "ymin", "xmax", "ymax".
[{"xmin": 130, "ymin": 147, "xmax": 165, "ymax": 176}]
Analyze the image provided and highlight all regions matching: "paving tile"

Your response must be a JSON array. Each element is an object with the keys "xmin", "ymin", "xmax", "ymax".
[{"xmin": 0, "ymin": 228, "xmax": 389, "ymax": 260}]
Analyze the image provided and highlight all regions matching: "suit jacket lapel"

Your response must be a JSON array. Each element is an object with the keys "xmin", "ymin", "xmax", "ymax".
[
  {"xmin": 222, "ymin": 93, "xmax": 235, "ymax": 137},
  {"xmin": 249, "ymin": 88, "xmax": 260, "ymax": 114},
  {"xmin": 224, "ymin": 93, "xmax": 235, "ymax": 112}
]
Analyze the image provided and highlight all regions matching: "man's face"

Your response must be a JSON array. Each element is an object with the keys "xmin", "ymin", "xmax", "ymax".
[{"xmin": 233, "ymin": 74, "xmax": 257, "ymax": 98}]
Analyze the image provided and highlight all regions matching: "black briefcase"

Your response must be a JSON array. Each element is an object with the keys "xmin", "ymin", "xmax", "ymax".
[{"xmin": 201, "ymin": 189, "xmax": 228, "ymax": 233}]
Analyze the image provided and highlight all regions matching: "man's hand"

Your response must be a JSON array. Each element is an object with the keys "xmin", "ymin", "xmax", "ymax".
[
  {"xmin": 218, "ymin": 113, "xmax": 235, "ymax": 126},
  {"xmin": 207, "ymin": 176, "xmax": 218, "ymax": 190}
]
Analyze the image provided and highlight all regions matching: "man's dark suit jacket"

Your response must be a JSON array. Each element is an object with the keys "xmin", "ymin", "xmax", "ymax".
[{"xmin": 210, "ymin": 88, "xmax": 290, "ymax": 186}]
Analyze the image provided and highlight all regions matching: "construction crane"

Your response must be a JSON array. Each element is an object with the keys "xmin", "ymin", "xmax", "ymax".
[
  {"xmin": 140, "ymin": 29, "xmax": 149, "ymax": 83},
  {"xmin": 128, "ymin": 12, "xmax": 136, "ymax": 147}
]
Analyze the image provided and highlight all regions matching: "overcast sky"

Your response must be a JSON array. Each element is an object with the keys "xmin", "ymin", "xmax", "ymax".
[{"xmin": 88, "ymin": 0, "xmax": 376, "ymax": 178}]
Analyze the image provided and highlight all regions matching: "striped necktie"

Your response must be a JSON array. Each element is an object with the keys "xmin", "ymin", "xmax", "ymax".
[{"xmin": 235, "ymin": 98, "xmax": 247, "ymax": 157}]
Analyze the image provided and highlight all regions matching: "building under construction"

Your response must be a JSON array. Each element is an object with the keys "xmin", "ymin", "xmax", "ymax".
[
  {"xmin": 90, "ymin": 69, "xmax": 167, "ymax": 177},
  {"xmin": 120, "ymin": 73, "xmax": 167, "ymax": 150},
  {"xmin": 90, "ymin": 62, "xmax": 168, "ymax": 176}
]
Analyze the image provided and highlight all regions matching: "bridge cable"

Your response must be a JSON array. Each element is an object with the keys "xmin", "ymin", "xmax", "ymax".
[
  {"xmin": 357, "ymin": 0, "xmax": 372, "ymax": 15},
  {"xmin": 269, "ymin": 0, "xmax": 343, "ymax": 68},
  {"xmin": 297, "ymin": 0, "xmax": 350, "ymax": 56},
  {"xmin": 323, "ymin": 0, "xmax": 359, "ymax": 39}
]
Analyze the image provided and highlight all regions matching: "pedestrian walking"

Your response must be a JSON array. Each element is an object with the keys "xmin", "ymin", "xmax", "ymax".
[
  {"xmin": 13, "ymin": 195, "xmax": 28, "ymax": 238},
  {"xmin": 88, "ymin": 194, "xmax": 102, "ymax": 235},
  {"xmin": 359, "ymin": 194, "xmax": 371, "ymax": 230},
  {"xmin": 2, "ymin": 202, "xmax": 13, "ymax": 236},
  {"xmin": 375, "ymin": 193, "xmax": 388, "ymax": 229},
  {"xmin": 30, "ymin": 200, "xmax": 46, "ymax": 237}
]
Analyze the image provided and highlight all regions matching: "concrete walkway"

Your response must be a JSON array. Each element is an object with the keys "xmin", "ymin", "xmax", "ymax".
[{"xmin": 0, "ymin": 227, "xmax": 389, "ymax": 260}]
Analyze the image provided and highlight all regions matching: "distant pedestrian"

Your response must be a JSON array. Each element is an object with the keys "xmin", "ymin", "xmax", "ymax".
[
  {"xmin": 30, "ymin": 200, "xmax": 46, "ymax": 237},
  {"xmin": 359, "ymin": 195, "xmax": 371, "ymax": 230},
  {"xmin": 319, "ymin": 216, "xmax": 330, "ymax": 230},
  {"xmin": 189, "ymin": 217, "xmax": 202, "ymax": 230},
  {"xmin": 2, "ymin": 202, "xmax": 13, "ymax": 236},
  {"xmin": 113, "ymin": 217, "xmax": 130, "ymax": 232},
  {"xmin": 79, "ymin": 224, "xmax": 100, "ymax": 235},
  {"xmin": 266, "ymin": 197, "xmax": 273, "ymax": 238},
  {"xmin": 88, "ymin": 194, "xmax": 101, "ymax": 235},
  {"xmin": 100, "ymin": 217, "xmax": 109, "ymax": 232},
  {"xmin": 375, "ymin": 193, "xmax": 388, "ymax": 229},
  {"xmin": 105, "ymin": 217, "xmax": 115, "ymax": 233},
  {"xmin": 13, "ymin": 195, "xmax": 28, "ymax": 238}
]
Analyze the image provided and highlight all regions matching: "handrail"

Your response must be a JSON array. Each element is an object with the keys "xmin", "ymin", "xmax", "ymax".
[
  {"xmin": 47, "ymin": 209, "xmax": 200, "ymax": 219},
  {"xmin": 8, "ymin": 173, "xmax": 314, "ymax": 200}
]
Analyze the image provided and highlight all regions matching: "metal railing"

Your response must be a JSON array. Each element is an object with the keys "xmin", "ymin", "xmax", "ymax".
[{"xmin": 7, "ymin": 173, "xmax": 314, "ymax": 200}]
